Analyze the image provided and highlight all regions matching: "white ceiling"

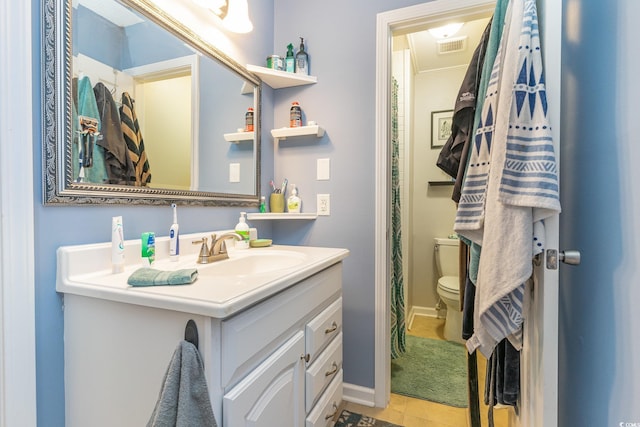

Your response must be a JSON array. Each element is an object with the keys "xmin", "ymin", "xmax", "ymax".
[{"xmin": 400, "ymin": 16, "xmax": 491, "ymax": 74}]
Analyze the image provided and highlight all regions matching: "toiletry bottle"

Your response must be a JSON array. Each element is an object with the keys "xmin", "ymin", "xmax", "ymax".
[
  {"xmin": 287, "ymin": 185, "xmax": 301, "ymax": 213},
  {"xmin": 295, "ymin": 37, "xmax": 309, "ymax": 75},
  {"xmin": 111, "ymin": 216, "xmax": 125, "ymax": 273},
  {"xmin": 259, "ymin": 196, "xmax": 266, "ymax": 213},
  {"xmin": 245, "ymin": 107, "xmax": 254, "ymax": 132},
  {"xmin": 141, "ymin": 232, "xmax": 155, "ymax": 266},
  {"xmin": 290, "ymin": 102, "xmax": 302, "ymax": 127},
  {"xmin": 235, "ymin": 212, "xmax": 250, "ymax": 249},
  {"xmin": 169, "ymin": 203, "xmax": 179, "ymax": 261},
  {"xmin": 285, "ymin": 44, "xmax": 295, "ymax": 73}
]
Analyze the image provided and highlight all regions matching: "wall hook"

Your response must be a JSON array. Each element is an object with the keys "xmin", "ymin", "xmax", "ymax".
[{"xmin": 184, "ymin": 319, "xmax": 199, "ymax": 350}]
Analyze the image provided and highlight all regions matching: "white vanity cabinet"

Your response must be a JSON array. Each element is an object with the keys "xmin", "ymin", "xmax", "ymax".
[
  {"xmin": 222, "ymin": 266, "xmax": 343, "ymax": 426},
  {"xmin": 58, "ymin": 241, "xmax": 347, "ymax": 427}
]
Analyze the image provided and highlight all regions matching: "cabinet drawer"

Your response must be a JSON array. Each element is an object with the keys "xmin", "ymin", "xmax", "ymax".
[
  {"xmin": 221, "ymin": 264, "xmax": 342, "ymax": 388},
  {"xmin": 305, "ymin": 297, "xmax": 342, "ymax": 363},
  {"xmin": 306, "ymin": 370, "xmax": 342, "ymax": 427},
  {"xmin": 306, "ymin": 332, "xmax": 342, "ymax": 413}
]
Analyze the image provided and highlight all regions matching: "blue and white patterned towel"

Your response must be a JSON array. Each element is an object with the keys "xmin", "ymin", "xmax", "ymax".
[{"xmin": 456, "ymin": 0, "xmax": 561, "ymax": 357}]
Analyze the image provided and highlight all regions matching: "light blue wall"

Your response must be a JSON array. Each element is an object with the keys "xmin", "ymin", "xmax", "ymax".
[
  {"xmin": 33, "ymin": 0, "xmax": 640, "ymax": 425},
  {"xmin": 32, "ymin": 1, "xmax": 274, "ymax": 425},
  {"xmin": 559, "ymin": 0, "xmax": 640, "ymax": 425}
]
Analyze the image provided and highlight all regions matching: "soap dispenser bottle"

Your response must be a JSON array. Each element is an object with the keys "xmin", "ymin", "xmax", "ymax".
[
  {"xmin": 235, "ymin": 212, "xmax": 250, "ymax": 249},
  {"xmin": 295, "ymin": 37, "xmax": 309, "ymax": 75},
  {"xmin": 285, "ymin": 43, "xmax": 295, "ymax": 72},
  {"xmin": 287, "ymin": 185, "xmax": 301, "ymax": 213}
]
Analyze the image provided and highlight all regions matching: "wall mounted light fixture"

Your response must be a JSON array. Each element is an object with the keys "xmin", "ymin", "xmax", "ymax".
[{"xmin": 192, "ymin": 0, "xmax": 253, "ymax": 33}]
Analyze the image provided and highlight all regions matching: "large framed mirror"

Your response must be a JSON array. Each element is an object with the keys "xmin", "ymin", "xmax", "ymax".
[{"xmin": 43, "ymin": 0, "xmax": 261, "ymax": 205}]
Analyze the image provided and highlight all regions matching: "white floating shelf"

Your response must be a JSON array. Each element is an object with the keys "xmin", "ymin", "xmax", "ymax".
[
  {"xmin": 270, "ymin": 125, "xmax": 325, "ymax": 140},
  {"xmin": 247, "ymin": 64, "xmax": 317, "ymax": 89},
  {"xmin": 223, "ymin": 131, "xmax": 254, "ymax": 143},
  {"xmin": 247, "ymin": 213, "xmax": 318, "ymax": 220}
]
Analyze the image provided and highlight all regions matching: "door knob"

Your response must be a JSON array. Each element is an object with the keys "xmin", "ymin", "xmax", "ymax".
[
  {"xmin": 546, "ymin": 249, "xmax": 581, "ymax": 269},
  {"xmin": 559, "ymin": 250, "xmax": 581, "ymax": 265}
]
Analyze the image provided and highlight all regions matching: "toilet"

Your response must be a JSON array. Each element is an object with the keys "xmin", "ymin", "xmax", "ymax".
[{"xmin": 434, "ymin": 237, "xmax": 463, "ymax": 343}]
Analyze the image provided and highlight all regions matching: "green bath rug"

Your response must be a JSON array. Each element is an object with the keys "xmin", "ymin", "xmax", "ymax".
[{"xmin": 391, "ymin": 335, "xmax": 468, "ymax": 407}]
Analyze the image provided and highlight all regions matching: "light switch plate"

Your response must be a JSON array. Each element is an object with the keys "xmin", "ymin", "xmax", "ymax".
[
  {"xmin": 229, "ymin": 163, "xmax": 240, "ymax": 183},
  {"xmin": 317, "ymin": 194, "xmax": 330, "ymax": 216},
  {"xmin": 317, "ymin": 158, "xmax": 330, "ymax": 180}
]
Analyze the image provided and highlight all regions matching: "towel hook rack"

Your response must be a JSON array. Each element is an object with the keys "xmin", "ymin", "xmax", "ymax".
[{"xmin": 184, "ymin": 319, "xmax": 199, "ymax": 350}]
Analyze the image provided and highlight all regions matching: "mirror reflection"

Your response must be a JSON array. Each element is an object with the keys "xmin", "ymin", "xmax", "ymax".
[{"xmin": 43, "ymin": 0, "xmax": 261, "ymax": 205}]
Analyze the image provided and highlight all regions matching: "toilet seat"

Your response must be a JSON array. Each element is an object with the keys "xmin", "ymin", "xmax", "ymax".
[{"xmin": 437, "ymin": 276, "xmax": 459, "ymax": 294}]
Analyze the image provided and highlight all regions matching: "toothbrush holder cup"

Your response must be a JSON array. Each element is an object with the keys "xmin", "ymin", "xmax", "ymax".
[{"xmin": 269, "ymin": 193, "xmax": 285, "ymax": 213}]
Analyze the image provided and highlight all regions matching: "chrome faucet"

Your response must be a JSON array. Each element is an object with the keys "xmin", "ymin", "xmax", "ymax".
[{"xmin": 192, "ymin": 232, "xmax": 244, "ymax": 264}]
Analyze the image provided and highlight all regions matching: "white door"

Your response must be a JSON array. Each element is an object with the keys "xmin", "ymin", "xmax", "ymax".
[
  {"xmin": 374, "ymin": 1, "xmax": 562, "ymax": 426},
  {"xmin": 518, "ymin": 0, "xmax": 562, "ymax": 425}
]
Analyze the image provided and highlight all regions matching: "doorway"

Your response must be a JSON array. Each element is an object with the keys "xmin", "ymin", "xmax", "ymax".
[
  {"xmin": 374, "ymin": 0, "xmax": 497, "ymax": 409},
  {"xmin": 375, "ymin": 1, "xmax": 563, "ymax": 426},
  {"xmin": 388, "ymin": 8, "xmax": 502, "ymax": 425}
]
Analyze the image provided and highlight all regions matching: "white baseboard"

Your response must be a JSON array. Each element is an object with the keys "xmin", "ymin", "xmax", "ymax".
[
  {"xmin": 407, "ymin": 306, "xmax": 442, "ymax": 330},
  {"xmin": 342, "ymin": 382, "xmax": 376, "ymax": 407}
]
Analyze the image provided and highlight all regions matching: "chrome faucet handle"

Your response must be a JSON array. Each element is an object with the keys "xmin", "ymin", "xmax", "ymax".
[{"xmin": 192, "ymin": 236, "xmax": 210, "ymax": 264}]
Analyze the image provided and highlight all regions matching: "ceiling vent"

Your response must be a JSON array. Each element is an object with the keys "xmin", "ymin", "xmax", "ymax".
[{"xmin": 437, "ymin": 36, "xmax": 467, "ymax": 54}]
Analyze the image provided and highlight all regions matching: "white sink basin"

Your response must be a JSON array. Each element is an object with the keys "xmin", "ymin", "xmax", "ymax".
[
  {"xmin": 57, "ymin": 234, "xmax": 349, "ymax": 318},
  {"xmin": 195, "ymin": 250, "xmax": 308, "ymax": 277}
]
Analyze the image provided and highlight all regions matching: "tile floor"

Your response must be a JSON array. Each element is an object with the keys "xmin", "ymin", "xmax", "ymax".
[{"xmin": 342, "ymin": 316, "xmax": 512, "ymax": 427}]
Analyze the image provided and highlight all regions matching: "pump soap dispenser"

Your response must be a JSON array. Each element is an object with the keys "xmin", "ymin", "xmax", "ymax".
[
  {"xmin": 287, "ymin": 185, "xmax": 301, "ymax": 213},
  {"xmin": 235, "ymin": 212, "xmax": 250, "ymax": 249},
  {"xmin": 285, "ymin": 43, "xmax": 295, "ymax": 73},
  {"xmin": 295, "ymin": 37, "xmax": 309, "ymax": 75}
]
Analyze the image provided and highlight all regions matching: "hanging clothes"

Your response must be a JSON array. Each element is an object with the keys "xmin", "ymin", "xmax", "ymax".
[
  {"xmin": 454, "ymin": 0, "xmax": 560, "ymax": 358},
  {"xmin": 93, "ymin": 82, "xmax": 136, "ymax": 185},
  {"xmin": 436, "ymin": 18, "xmax": 492, "ymax": 203},
  {"xmin": 76, "ymin": 75, "xmax": 108, "ymax": 184},
  {"xmin": 120, "ymin": 92, "xmax": 152, "ymax": 186},
  {"xmin": 390, "ymin": 78, "xmax": 406, "ymax": 359},
  {"xmin": 72, "ymin": 77, "xmax": 80, "ymax": 181}
]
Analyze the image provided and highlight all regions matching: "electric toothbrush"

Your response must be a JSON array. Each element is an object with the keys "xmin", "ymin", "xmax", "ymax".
[{"xmin": 169, "ymin": 203, "xmax": 180, "ymax": 261}]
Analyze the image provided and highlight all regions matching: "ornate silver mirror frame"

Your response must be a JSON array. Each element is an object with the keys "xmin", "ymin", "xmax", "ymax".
[{"xmin": 42, "ymin": 0, "xmax": 261, "ymax": 206}]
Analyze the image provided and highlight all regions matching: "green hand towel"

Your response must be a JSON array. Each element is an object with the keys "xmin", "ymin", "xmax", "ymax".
[{"xmin": 128, "ymin": 268, "xmax": 198, "ymax": 287}]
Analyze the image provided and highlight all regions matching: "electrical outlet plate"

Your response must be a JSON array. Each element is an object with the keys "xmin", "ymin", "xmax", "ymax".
[{"xmin": 317, "ymin": 194, "xmax": 330, "ymax": 216}]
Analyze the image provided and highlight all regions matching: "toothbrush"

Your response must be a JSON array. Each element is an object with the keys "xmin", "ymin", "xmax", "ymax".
[
  {"xmin": 281, "ymin": 178, "xmax": 288, "ymax": 195},
  {"xmin": 270, "ymin": 180, "xmax": 277, "ymax": 193}
]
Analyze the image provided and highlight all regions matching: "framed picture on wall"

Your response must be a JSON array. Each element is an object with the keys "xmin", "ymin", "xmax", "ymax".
[{"xmin": 431, "ymin": 109, "xmax": 453, "ymax": 149}]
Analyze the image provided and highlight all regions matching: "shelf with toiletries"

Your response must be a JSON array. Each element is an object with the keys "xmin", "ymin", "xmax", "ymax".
[
  {"xmin": 270, "ymin": 124, "xmax": 324, "ymax": 140},
  {"xmin": 246, "ymin": 64, "xmax": 317, "ymax": 89},
  {"xmin": 223, "ymin": 131, "xmax": 254, "ymax": 143},
  {"xmin": 247, "ymin": 212, "xmax": 317, "ymax": 220}
]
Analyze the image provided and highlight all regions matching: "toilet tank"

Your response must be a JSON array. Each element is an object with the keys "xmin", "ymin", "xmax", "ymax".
[{"xmin": 434, "ymin": 237, "xmax": 460, "ymax": 277}]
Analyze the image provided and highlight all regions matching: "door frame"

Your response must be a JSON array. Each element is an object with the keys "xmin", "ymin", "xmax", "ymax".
[
  {"xmin": 374, "ymin": 1, "xmax": 561, "ymax": 424},
  {"xmin": 0, "ymin": 0, "xmax": 37, "ymax": 425}
]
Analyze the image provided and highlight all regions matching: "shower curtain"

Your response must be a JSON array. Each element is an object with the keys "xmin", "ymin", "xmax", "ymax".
[{"xmin": 390, "ymin": 78, "xmax": 406, "ymax": 359}]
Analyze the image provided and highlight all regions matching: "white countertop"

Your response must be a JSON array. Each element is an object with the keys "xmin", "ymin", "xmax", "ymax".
[{"xmin": 56, "ymin": 232, "xmax": 349, "ymax": 319}]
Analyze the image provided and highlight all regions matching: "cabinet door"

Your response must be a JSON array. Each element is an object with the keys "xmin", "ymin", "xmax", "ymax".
[{"xmin": 223, "ymin": 331, "xmax": 305, "ymax": 427}]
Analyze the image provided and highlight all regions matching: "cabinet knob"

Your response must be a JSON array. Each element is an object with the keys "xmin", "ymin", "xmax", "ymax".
[{"xmin": 301, "ymin": 353, "xmax": 310, "ymax": 363}]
